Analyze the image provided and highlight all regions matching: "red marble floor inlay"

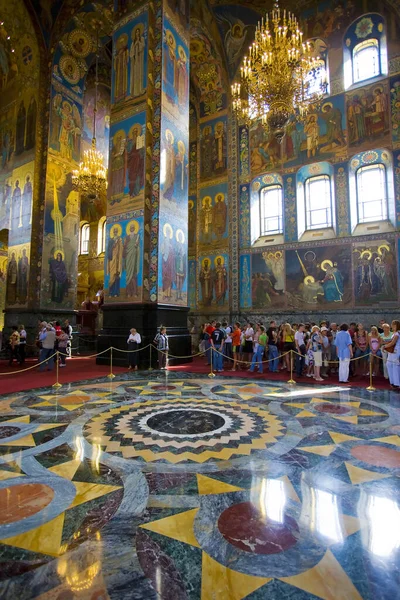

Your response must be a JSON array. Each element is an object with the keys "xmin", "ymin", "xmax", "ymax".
[
  {"xmin": 314, "ymin": 403, "xmax": 351, "ymax": 415},
  {"xmin": 351, "ymin": 444, "xmax": 400, "ymax": 468},
  {"xmin": 0, "ymin": 426, "xmax": 21, "ymax": 439},
  {"xmin": 0, "ymin": 483, "xmax": 54, "ymax": 525},
  {"xmin": 218, "ymin": 501, "xmax": 299, "ymax": 555}
]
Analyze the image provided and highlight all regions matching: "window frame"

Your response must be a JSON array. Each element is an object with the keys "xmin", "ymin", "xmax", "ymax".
[
  {"xmin": 98, "ymin": 216, "xmax": 107, "ymax": 255},
  {"xmin": 352, "ymin": 38, "xmax": 380, "ymax": 84},
  {"xmin": 260, "ymin": 184, "xmax": 284, "ymax": 236},
  {"xmin": 80, "ymin": 222, "xmax": 90, "ymax": 255},
  {"xmin": 355, "ymin": 163, "xmax": 388, "ymax": 225},
  {"xmin": 304, "ymin": 174, "xmax": 333, "ymax": 231}
]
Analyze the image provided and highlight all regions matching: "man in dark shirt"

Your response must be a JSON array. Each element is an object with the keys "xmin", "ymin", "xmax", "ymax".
[
  {"xmin": 211, "ymin": 321, "xmax": 225, "ymax": 372},
  {"xmin": 267, "ymin": 320, "xmax": 278, "ymax": 372}
]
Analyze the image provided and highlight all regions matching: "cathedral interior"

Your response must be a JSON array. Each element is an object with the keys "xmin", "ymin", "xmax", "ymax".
[{"xmin": 0, "ymin": 0, "xmax": 400, "ymax": 598}]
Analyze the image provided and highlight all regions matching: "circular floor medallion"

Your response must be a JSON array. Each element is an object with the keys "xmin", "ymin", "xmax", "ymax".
[
  {"xmin": 146, "ymin": 409, "xmax": 225, "ymax": 435},
  {"xmin": 351, "ymin": 444, "xmax": 400, "ymax": 468},
  {"xmin": 0, "ymin": 483, "xmax": 54, "ymax": 525},
  {"xmin": 218, "ymin": 501, "xmax": 299, "ymax": 555}
]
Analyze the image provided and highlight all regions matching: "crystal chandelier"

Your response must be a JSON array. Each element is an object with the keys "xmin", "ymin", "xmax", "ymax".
[
  {"xmin": 72, "ymin": 40, "xmax": 107, "ymax": 199},
  {"xmin": 231, "ymin": 1, "xmax": 328, "ymax": 142}
]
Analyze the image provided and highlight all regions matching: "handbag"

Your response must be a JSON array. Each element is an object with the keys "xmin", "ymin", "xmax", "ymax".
[{"xmin": 385, "ymin": 344, "xmax": 395, "ymax": 354}]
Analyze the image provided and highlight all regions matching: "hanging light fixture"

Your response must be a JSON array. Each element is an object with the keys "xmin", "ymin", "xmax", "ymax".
[
  {"xmin": 72, "ymin": 36, "xmax": 107, "ymax": 199},
  {"xmin": 231, "ymin": 0, "xmax": 328, "ymax": 142}
]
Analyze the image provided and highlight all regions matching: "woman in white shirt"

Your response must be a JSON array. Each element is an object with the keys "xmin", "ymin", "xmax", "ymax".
[{"xmin": 127, "ymin": 328, "xmax": 141, "ymax": 370}]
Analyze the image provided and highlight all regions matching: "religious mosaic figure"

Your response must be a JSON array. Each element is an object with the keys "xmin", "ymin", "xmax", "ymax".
[
  {"xmin": 201, "ymin": 126, "xmax": 214, "ymax": 179},
  {"xmin": 320, "ymin": 260, "xmax": 344, "ymax": 303},
  {"xmin": 304, "ymin": 114, "xmax": 319, "ymax": 158},
  {"xmin": 114, "ymin": 34, "xmax": 129, "ymax": 102},
  {"xmin": 320, "ymin": 103, "xmax": 345, "ymax": 149},
  {"xmin": 17, "ymin": 248, "xmax": 29, "ymax": 304},
  {"xmin": 213, "ymin": 193, "xmax": 227, "ymax": 239},
  {"xmin": 175, "ymin": 229, "xmax": 186, "ymax": 301},
  {"xmin": 214, "ymin": 256, "xmax": 227, "ymax": 305},
  {"xmin": 25, "ymin": 97, "xmax": 37, "ymax": 151},
  {"xmin": 49, "ymin": 252, "xmax": 68, "ymax": 303},
  {"xmin": 53, "ymin": 96, "xmax": 81, "ymax": 161},
  {"xmin": 199, "ymin": 258, "xmax": 213, "ymax": 306},
  {"xmin": 110, "ymin": 133, "xmax": 126, "ymax": 197},
  {"xmin": 130, "ymin": 26, "xmax": 146, "ymax": 97},
  {"xmin": 22, "ymin": 175, "xmax": 32, "ymax": 227},
  {"xmin": 164, "ymin": 30, "xmax": 176, "ymax": 88},
  {"xmin": 11, "ymin": 180, "xmax": 21, "ymax": 232},
  {"xmin": 123, "ymin": 220, "xmax": 140, "ymax": 298},
  {"xmin": 127, "ymin": 125, "xmax": 144, "ymax": 197},
  {"xmin": 161, "ymin": 224, "xmax": 175, "ymax": 300},
  {"xmin": 6, "ymin": 252, "xmax": 17, "ymax": 304},
  {"xmin": 201, "ymin": 197, "xmax": 213, "ymax": 244},
  {"xmin": 214, "ymin": 121, "xmax": 226, "ymax": 172},
  {"xmin": 176, "ymin": 46, "xmax": 188, "ymax": 108},
  {"xmin": 15, "ymin": 102, "xmax": 26, "ymax": 155},
  {"xmin": 188, "ymin": 200, "xmax": 196, "ymax": 247},
  {"xmin": 163, "ymin": 129, "xmax": 175, "ymax": 200},
  {"xmin": 107, "ymin": 226, "xmax": 123, "ymax": 297}
]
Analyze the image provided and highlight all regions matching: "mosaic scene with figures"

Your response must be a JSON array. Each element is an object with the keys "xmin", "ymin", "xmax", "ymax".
[{"xmin": 0, "ymin": 0, "xmax": 400, "ymax": 597}]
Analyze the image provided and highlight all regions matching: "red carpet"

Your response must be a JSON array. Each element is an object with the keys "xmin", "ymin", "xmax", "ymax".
[{"xmin": 0, "ymin": 354, "xmax": 392, "ymax": 394}]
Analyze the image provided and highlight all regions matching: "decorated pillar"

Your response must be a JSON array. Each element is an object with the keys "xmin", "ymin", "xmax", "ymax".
[{"xmin": 97, "ymin": 0, "xmax": 191, "ymax": 363}]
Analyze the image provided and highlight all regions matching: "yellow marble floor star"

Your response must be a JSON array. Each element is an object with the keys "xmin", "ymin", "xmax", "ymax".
[
  {"xmin": 283, "ymin": 398, "xmax": 385, "ymax": 425},
  {"xmin": 33, "ymin": 391, "xmax": 114, "ymax": 411}
]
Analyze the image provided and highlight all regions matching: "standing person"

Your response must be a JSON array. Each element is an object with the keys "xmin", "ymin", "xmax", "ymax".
[
  {"xmin": 249, "ymin": 323, "xmax": 261, "ymax": 371},
  {"xmin": 368, "ymin": 326, "xmax": 381, "ymax": 377},
  {"xmin": 380, "ymin": 323, "xmax": 392, "ymax": 379},
  {"xmin": 154, "ymin": 326, "xmax": 169, "ymax": 370},
  {"xmin": 244, "ymin": 322, "xmax": 255, "ymax": 366},
  {"xmin": 310, "ymin": 325, "xmax": 324, "ymax": 381},
  {"xmin": 223, "ymin": 321, "xmax": 233, "ymax": 366},
  {"xmin": 249, "ymin": 326, "xmax": 267, "ymax": 374},
  {"xmin": 335, "ymin": 323, "xmax": 353, "ymax": 383},
  {"xmin": 354, "ymin": 323, "xmax": 369, "ymax": 375},
  {"xmin": 210, "ymin": 321, "xmax": 225, "ymax": 373},
  {"xmin": 294, "ymin": 323, "xmax": 306, "ymax": 377},
  {"xmin": 64, "ymin": 319, "xmax": 73, "ymax": 357},
  {"xmin": 205, "ymin": 321, "xmax": 215, "ymax": 365},
  {"xmin": 18, "ymin": 324, "xmax": 27, "ymax": 365},
  {"xmin": 267, "ymin": 321, "xmax": 279, "ymax": 373},
  {"xmin": 8, "ymin": 326, "xmax": 20, "ymax": 366},
  {"xmin": 320, "ymin": 327, "xmax": 330, "ymax": 378},
  {"xmin": 231, "ymin": 322, "xmax": 241, "ymax": 371},
  {"xmin": 127, "ymin": 327, "xmax": 141, "ymax": 370},
  {"xmin": 329, "ymin": 323, "xmax": 338, "ymax": 373},
  {"xmin": 58, "ymin": 327, "xmax": 70, "ymax": 367},
  {"xmin": 382, "ymin": 320, "xmax": 400, "ymax": 389},
  {"xmin": 39, "ymin": 324, "xmax": 56, "ymax": 371},
  {"xmin": 281, "ymin": 323, "xmax": 295, "ymax": 372}
]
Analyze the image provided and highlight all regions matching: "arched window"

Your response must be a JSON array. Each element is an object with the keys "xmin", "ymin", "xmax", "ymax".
[
  {"xmin": 305, "ymin": 175, "xmax": 333, "ymax": 230},
  {"xmin": 305, "ymin": 38, "xmax": 329, "ymax": 98},
  {"xmin": 343, "ymin": 14, "xmax": 387, "ymax": 89},
  {"xmin": 260, "ymin": 185, "xmax": 283, "ymax": 235},
  {"xmin": 353, "ymin": 39, "xmax": 379, "ymax": 84},
  {"xmin": 80, "ymin": 222, "xmax": 90, "ymax": 255},
  {"xmin": 98, "ymin": 216, "xmax": 106, "ymax": 254},
  {"xmin": 356, "ymin": 164, "xmax": 387, "ymax": 223}
]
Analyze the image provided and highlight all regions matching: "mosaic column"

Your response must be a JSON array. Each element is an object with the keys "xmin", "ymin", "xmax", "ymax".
[{"xmin": 97, "ymin": 0, "xmax": 191, "ymax": 364}]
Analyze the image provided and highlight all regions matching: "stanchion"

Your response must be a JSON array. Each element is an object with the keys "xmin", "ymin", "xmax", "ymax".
[
  {"xmin": 148, "ymin": 345, "xmax": 154, "ymax": 371},
  {"xmin": 52, "ymin": 351, "xmax": 62, "ymax": 389},
  {"xmin": 208, "ymin": 348, "xmax": 215, "ymax": 378},
  {"xmin": 366, "ymin": 352, "xmax": 376, "ymax": 392},
  {"xmin": 107, "ymin": 347, "xmax": 116, "ymax": 380},
  {"xmin": 288, "ymin": 350, "xmax": 296, "ymax": 384}
]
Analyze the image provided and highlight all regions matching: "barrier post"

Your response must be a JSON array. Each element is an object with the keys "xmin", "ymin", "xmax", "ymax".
[
  {"xmin": 52, "ymin": 352, "xmax": 62, "ymax": 389},
  {"xmin": 208, "ymin": 347, "xmax": 215, "ymax": 378},
  {"xmin": 148, "ymin": 345, "xmax": 154, "ymax": 371},
  {"xmin": 107, "ymin": 347, "xmax": 116, "ymax": 380},
  {"xmin": 288, "ymin": 350, "xmax": 296, "ymax": 384},
  {"xmin": 366, "ymin": 352, "xmax": 376, "ymax": 392}
]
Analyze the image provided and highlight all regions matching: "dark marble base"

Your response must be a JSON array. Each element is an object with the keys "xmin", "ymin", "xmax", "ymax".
[{"xmin": 96, "ymin": 303, "xmax": 192, "ymax": 367}]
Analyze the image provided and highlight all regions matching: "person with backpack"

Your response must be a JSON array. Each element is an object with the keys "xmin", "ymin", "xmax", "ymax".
[{"xmin": 210, "ymin": 322, "xmax": 225, "ymax": 372}]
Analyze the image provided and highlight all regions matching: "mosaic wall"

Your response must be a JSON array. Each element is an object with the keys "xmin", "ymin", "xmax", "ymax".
[{"xmin": 230, "ymin": 3, "xmax": 400, "ymax": 320}]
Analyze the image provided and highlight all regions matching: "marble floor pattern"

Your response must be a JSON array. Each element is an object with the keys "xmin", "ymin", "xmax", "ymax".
[{"xmin": 0, "ymin": 372, "xmax": 399, "ymax": 599}]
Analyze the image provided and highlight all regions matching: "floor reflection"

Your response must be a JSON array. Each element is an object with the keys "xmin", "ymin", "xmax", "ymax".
[{"xmin": 0, "ymin": 374, "xmax": 399, "ymax": 599}]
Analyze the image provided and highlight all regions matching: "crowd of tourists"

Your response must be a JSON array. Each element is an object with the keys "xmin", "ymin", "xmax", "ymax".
[
  {"xmin": 199, "ymin": 319, "xmax": 400, "ymax": 389},
  {"xmin": 6, "ymin": 320, "xmax": 73, "ymax": 370}
]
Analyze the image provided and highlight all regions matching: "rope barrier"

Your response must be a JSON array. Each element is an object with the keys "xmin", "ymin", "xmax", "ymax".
[{"xmin": 0, "ymin": 340, "xmax": 395, "ymax": 392}]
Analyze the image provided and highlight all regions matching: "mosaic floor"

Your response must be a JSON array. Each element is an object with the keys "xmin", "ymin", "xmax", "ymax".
[{"xmin": 0, "ymin": 372, "xmax": 399, "ymax": 599}]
